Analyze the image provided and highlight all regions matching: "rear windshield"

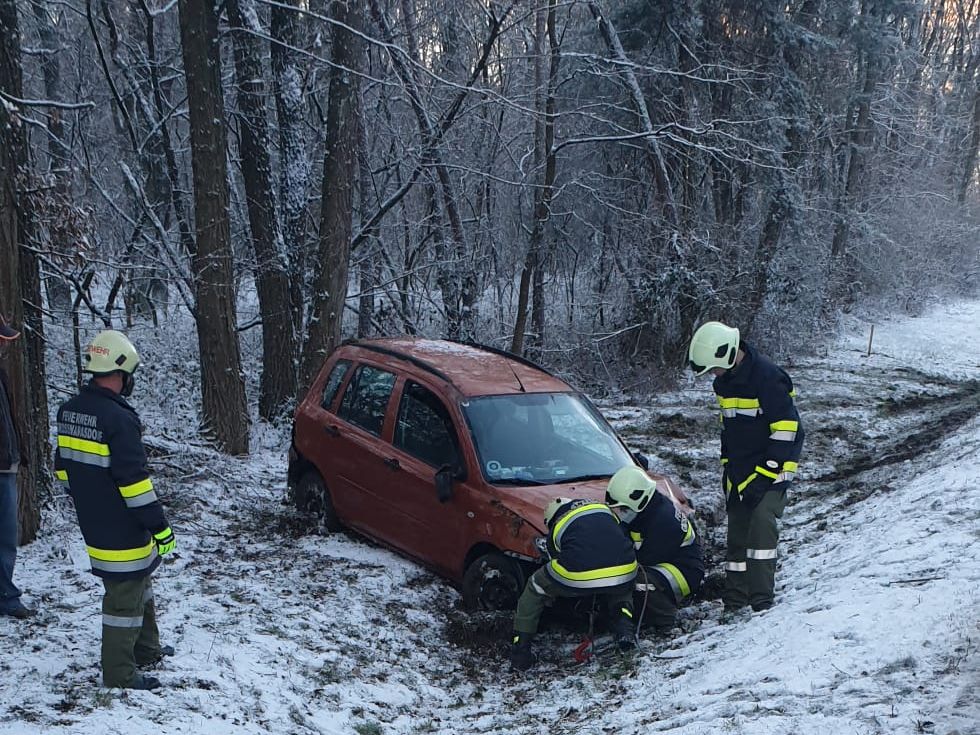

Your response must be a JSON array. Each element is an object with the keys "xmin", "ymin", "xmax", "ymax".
[{"xmin": 462, "ymin": 393, "xmax": 634, "ymax": 485}]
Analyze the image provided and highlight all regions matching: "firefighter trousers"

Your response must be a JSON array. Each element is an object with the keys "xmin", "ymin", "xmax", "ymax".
[
  {"xmin": 101, "ymin": 576, "xmax": 162, "ymax": 687},
  {"xmin": 513, "ymin": 566, "xmax": 634, "ymax": 635},
  {"xmin": 723, "ymin": 485, "xmax": 788, "ymax": 611}
]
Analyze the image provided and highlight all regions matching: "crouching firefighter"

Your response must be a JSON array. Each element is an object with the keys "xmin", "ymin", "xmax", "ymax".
[
  {"xmin": 510, "ymin": 498, "xmax": 638, "ymax": 671},
  {"xmin": 606, "ymin": 466, "xmax": 704, "ymax": 632},
  {"xmin": 54, "ymin": 330, "xmax": 176, "ymax": 690}
]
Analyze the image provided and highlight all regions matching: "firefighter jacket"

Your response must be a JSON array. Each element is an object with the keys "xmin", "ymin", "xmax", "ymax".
[
  {"xmin": 54, "ymin": 382, "xmax": 170, "ymax": 580},
  {"xmin": 713, "ymin": 341, "xmax": 804, "ymax": 498},
  {"xmin": 545, "ymin": 500, "xmax": 637, "ymax": 590},
  {"xmin": 623, "ymin": 492, "xmax": 704, "ymax": 602}
]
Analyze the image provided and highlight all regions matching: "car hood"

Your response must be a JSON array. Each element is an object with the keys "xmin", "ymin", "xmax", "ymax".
[
  {"xmin": 491, "ymin": 473, "xmax": 691, "ymax": 536},
  {"xmin": 492, "ymin": 479, "xmax": 609, "ymax": 536}
]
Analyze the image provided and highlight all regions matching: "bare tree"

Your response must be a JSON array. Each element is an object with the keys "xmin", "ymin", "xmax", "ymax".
[
  {"xmin": 178, "ymin": 0, "xmax": 249, "ymax": 454},
  {"xmin": 228, "ymin": 0, "xmax": 299, "ymax": 421},
  {"xmin": 301, "ymin": 0, "xmax": 365, "ymax": 389},
  {"xmin": 0, "ymin": 0, "xmax": 49, "ymax": 541}
]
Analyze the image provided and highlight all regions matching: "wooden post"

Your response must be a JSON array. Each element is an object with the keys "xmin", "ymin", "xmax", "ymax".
[{"xmin": 867, "ymin": 324, "xmax": 875, "ymax": 357}]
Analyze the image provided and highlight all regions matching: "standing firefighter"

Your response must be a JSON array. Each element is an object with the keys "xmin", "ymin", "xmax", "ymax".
[
  {"xmin": 510, "ymin": 498, "xmax": 638, "ymax": 670},
  {"xmin": 688, "ymin": 322, "xmax": 804, "ymax": 613},
  {"xmin": 606, "ymin": 466, "xmax": 703, "ymax": 631},
  {"xmin": 55, "ymin": 330, "xmax": 176, "ymax": 689}
]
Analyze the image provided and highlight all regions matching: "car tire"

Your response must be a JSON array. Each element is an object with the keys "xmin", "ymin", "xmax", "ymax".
[
  {"xmin": 296, "ymin": 471, "xmax": 342, "ymax": 533},
  {"xmin": 461, "ymin": 552, "xmax": 527, "ymax": 611}
]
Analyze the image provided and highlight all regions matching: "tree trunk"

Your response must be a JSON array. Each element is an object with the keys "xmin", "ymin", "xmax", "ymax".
[
  {"xmin": 30, "ymin": 0, "xmax": 72, "ymax": 313},
  {"xmin": 270, "ymin": 0, "xmax": 311, "ymax": 343},
  {"xmin": 0, "ymin": 0, "xmax": 48, "ymax": 542},
  {"xmin": 528, "ymin": 0, "xmax": 559, "ymax": 357},
  {"xmin": 371, "ymin": 0, "xmax": 475, "ymax": 339},
  {"xmin": 958, "ymin": 84, "xmax": 980, "ymax": 205},
  {"xmin": 587, "ymin": 0, "xmax": 678, "ymax": 229},
  {"xmin": 178, "ymin": 0, "xmax": 249, "ymax": 454},
  {"xmin": 228, "ymin": 0, "xmax": 298, "ymax": 421},
  {"xmin": 301, "ymin": 0, "xmax": 364, "ymax": 389}
]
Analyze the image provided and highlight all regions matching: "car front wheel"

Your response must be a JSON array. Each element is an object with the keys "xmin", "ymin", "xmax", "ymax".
[
  {"xmin": 461, "ymin": 552, "xmax": 527, "ymax": 611},
  {"xmin": 296, "ymin": 471, "xmax": 342, "ymax": 533}
]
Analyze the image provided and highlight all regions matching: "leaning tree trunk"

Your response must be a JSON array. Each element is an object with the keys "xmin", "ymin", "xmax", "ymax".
[
  {"xmin": 300, "ymin": 0, "xmax": 364, "ymax": 390},
  {"xmin": 178, "ymin": 0, "xmax": 249, "ymax": 454},
  {"xmin": 0, "ymin": 0, "xmax": 48, "ymax": 542},
  {"xmin": 228, "ymin": 0, "xmax": 298, "ymax": 421}
]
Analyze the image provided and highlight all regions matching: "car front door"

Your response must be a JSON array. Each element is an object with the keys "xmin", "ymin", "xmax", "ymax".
[{"xmin": 381, "ymin": 379, "xmax": 465, "ymax": 576}]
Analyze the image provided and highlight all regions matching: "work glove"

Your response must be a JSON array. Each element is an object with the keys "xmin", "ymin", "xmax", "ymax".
[
  {"xmin": 153, "ymin": 527, "xmax": 176, "ymax": 556},
  {"xmin": 739, "ymin": 475, "xmax": 772, "ymax": 511}
]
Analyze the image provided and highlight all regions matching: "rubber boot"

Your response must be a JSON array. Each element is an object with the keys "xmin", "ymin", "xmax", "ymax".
[
  {"xmin": 510, "ymin": 632, "xmax": 537, "ymax": 671},
  {"xmin": 611, "ymin": 602, "xmax": 637, "ymax": 652}
]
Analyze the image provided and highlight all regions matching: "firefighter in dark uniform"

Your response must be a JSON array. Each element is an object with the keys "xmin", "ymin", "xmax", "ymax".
[
  {"xmin": 688, "ymin": 321, "xmax": 804, "ymax": 613},
  {"xmin": 54, "ymin": 330, "xmax": 176, "ymax": 690},
  {"xmin": 510, "ymin": 498, "xmax": 638, "ymax": 670},
  {"xmin": 606, "ymin": 466, "xmax": 704, "ymax": 631}
]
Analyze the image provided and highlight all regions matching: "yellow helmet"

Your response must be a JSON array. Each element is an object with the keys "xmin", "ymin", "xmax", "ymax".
[
  {"xmin": 544, "ymin": 497, "xmax": 573, "ymax": 528},
  {"xmin": 606, "ymin": 466, "xmax": 657, "ymax": 512},
  {"xmin": 84, "ymin": 330, "xmax": 140, "ymax": 376},
  {"xmin": 688, "ymin": 321, "xmax": 739, "ymax": 376}
]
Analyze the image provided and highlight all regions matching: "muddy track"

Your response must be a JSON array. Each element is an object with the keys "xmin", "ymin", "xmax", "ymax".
[{"xmin": 811, "ymin": 379, "xmax": 980, "ymax": 483}]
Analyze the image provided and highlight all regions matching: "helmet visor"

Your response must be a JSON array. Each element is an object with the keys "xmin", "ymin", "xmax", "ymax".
[
  {"xmin": 606, "ymin": 487, "xmax": 652, "ymax": 508},
  {"xmin": 688, "ymin": 359, "xmax": 707, "ymax": 374}
]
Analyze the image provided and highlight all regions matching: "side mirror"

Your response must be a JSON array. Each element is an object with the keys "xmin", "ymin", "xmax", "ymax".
[
  {"xmin": 435, "ymin": 464, "xmax": 462, "ymax": 503},
  {"xmin": 633, "ymin": 452, "xmax": 650, "ymax": 470}
]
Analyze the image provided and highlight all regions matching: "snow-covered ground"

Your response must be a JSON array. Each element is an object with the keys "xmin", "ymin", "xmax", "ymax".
[{"xmin": 1, "ymin": 300, "xmax": 978, "ymax": 735}]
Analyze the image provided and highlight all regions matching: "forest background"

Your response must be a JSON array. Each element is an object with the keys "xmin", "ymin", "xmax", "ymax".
[{"xmin": 0, "ymin": 0, "xmax": 978, "ymax": 542}]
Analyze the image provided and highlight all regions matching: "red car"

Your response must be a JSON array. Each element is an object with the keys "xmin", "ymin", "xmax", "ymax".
[{"xmin": 288, "ymin": 338, "xmax": 689, "ymax": 609}]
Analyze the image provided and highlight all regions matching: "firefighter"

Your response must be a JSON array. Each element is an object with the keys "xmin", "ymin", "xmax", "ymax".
[
  {"xmin": 54, "ymin": 330, "xmax": 176, "ymax": 689},
  {"xmin": 510, "ymin": 497, "xmax": 638, "ymax": 670},
  {"xmin": 688, "ymin": 321, "xmax": 804, "ymax": 613},
  {"xmin": 606, "ymin": 466, "xmax": 704, "ymax": 631}
]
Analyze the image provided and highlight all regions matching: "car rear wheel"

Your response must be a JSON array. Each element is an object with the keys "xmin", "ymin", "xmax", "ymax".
[
  {"xmin": 461, "ymin": 552, "xmax": 527, "ymax": 611},
  {"xmin": 296, "ymin": 471, "xmax": 341, "ymax": 532}
]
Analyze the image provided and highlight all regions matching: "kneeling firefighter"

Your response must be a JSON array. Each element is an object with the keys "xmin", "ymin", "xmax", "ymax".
[
  {"xmin": 510, "ymin": 497, "xmax": 638, "ymax": 670},
  {"xmin": 606, "ymin": 466, "xmax": 704, "ymax": 631}
]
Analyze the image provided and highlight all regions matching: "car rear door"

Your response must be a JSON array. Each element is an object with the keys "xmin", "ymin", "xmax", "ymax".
[
  {"xmin": 379, "ymin": 378, "xmax": 466, "ymax": 576},
  {"xmin": 327, "ymin": 361, "xmax": 398, "ymax": 535}
]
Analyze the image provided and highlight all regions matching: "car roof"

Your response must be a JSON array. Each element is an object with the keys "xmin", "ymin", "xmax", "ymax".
[{"xmin": 347, "ymin": 337, "xmax": 573, "ymax": 398}]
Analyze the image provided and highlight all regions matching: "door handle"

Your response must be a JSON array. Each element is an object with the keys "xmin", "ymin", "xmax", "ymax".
[
  {"xmin": 323, "ymin": 425, "xmax": 340, "ymax": 437},
  {"xmin": 383, "ymin": 457, "xmax": 400, "ymax": 471}
]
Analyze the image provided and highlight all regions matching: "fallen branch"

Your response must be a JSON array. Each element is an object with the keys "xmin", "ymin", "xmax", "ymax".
[{"xmin": 884, "ymin": 576, "xmax": 944, "ymax": 586}]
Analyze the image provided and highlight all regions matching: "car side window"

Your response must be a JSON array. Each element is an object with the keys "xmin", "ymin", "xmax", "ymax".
[
  {"xmin": 394, "ymin": 382, "xmax": 459, "ymax": 468},
  {"xmin": 337, "ymin": 364, "xmax": 396, "ymax": 436},
  {"xmin": 320, "ymin": 360, "xmax": 351, "ymax": 411}
]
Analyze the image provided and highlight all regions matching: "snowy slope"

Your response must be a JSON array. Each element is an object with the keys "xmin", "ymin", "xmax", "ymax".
[{"xmin": 0, "ymin": 301, "xmax": 978, "ymax": 735}]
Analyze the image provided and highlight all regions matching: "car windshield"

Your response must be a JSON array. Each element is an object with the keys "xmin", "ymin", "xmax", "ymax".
[{"xmin": 462, "ymin": 393, "xmax": 635, "ymax": 486}]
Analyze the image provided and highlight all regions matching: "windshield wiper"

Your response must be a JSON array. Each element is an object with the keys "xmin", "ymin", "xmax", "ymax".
[
  {"xmin": 553, "ymin": 473, "xmax": 611, "ymax": 484},
  {"xmin": 492, "ymin": 478, "xmax": 549, "ymax": 486}
]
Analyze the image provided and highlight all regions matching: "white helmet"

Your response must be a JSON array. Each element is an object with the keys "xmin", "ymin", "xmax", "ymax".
[
  {"xmin": 688, "ymin": 321, "xmax": 739, "ymax": 376},
  {"xmin": 606, "ymin": 466, "xmax": 657, "ymax": 512},
  {"xmin": 544, "ymin": 497, "xmax": 574, "ymax": 528},
  {"xmin": 84, "ymin": 330, "xmax": 140, "ymax": 376}
]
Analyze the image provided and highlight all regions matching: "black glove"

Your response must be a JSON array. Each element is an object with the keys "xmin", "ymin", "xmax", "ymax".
[{"xmin": 739, "ymin": 475, "xmax": 773, "ymax": 510}]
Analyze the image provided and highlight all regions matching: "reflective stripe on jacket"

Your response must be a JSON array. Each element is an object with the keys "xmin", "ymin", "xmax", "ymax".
[
  {"xmin": 624, "ymin": 492, "xmax": 704, "ymax": 601},
  {"xmin": 54, "ymin": 382, "xmax": 169, "ymax": 580},
  {"xmin": 546, "ymin": 501, "xmax": 637, "ymax": 590},
  {"xmin": 713, "ymin": 342, "xmax": 804, "ymax": 494}
]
